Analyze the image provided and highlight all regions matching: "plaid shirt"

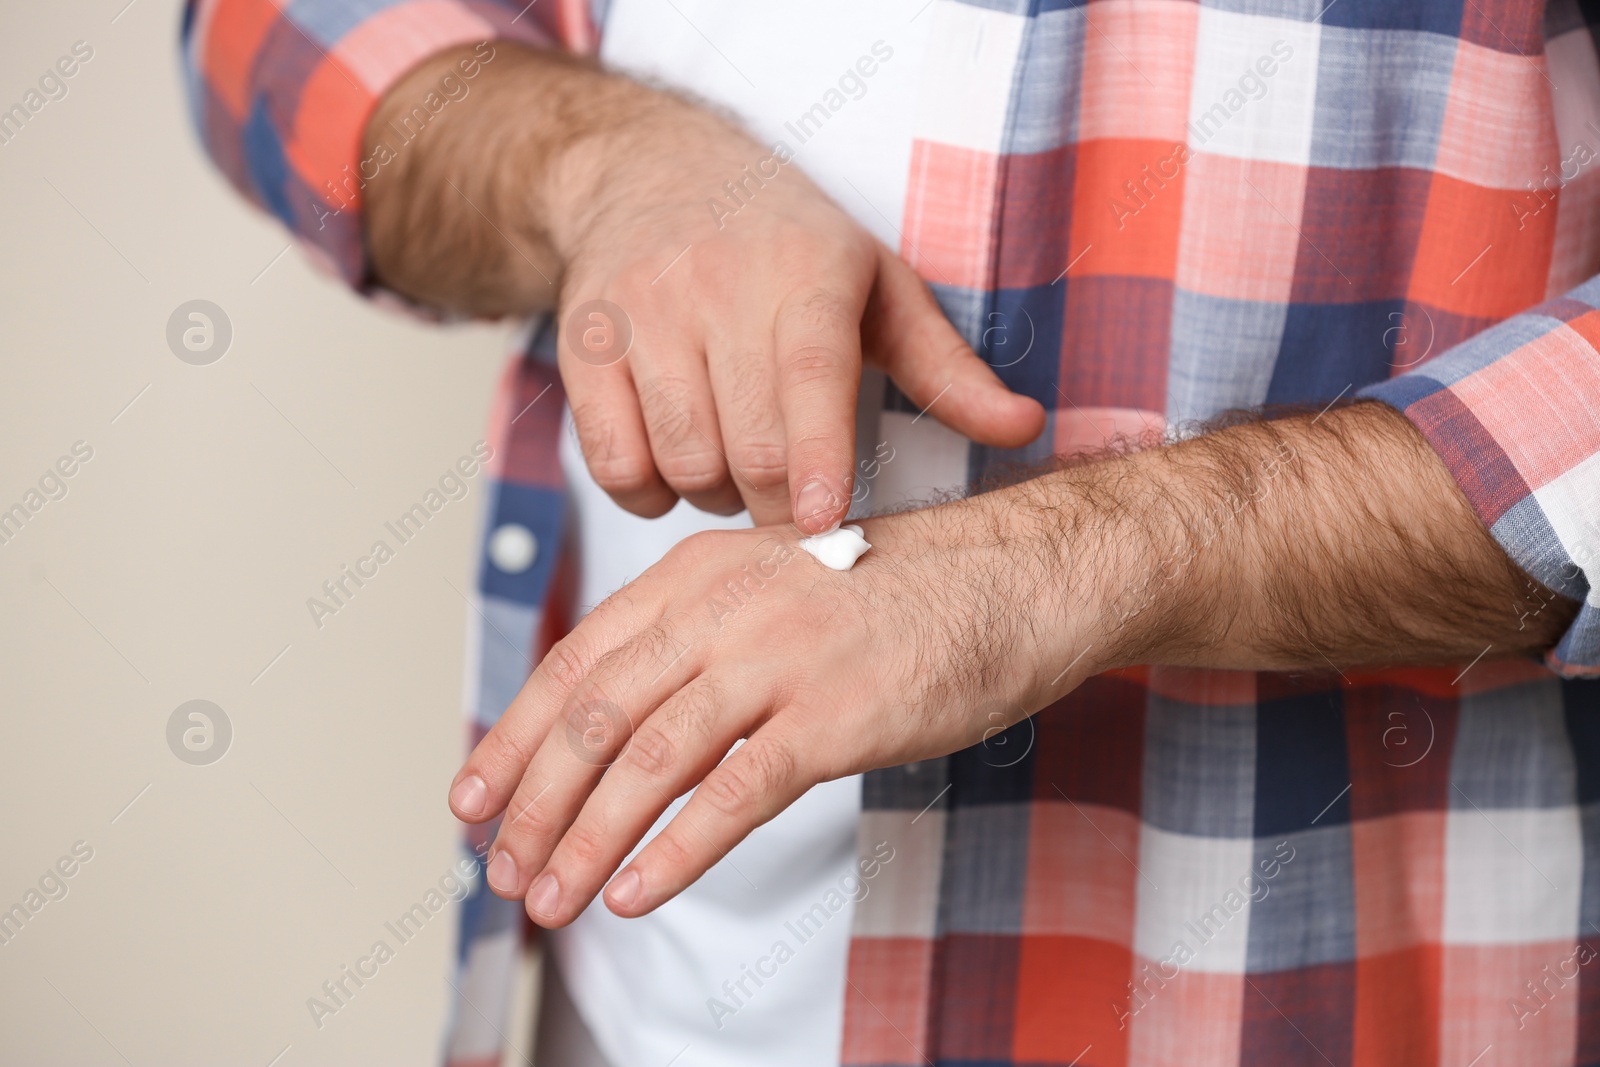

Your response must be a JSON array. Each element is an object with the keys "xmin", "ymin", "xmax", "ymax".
[{"xmin": 183, "ymin": 0, "xmax": 1600, "ymax": 1064}]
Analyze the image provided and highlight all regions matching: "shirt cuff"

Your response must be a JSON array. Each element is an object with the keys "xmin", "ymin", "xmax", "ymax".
[
  {"xmin": 183, "ymin": 0, "xmax": 583, "ymax": 287},
  {"xmin": 1359, "ymin": 278, "xmax": 1600, "ymax": 678}
]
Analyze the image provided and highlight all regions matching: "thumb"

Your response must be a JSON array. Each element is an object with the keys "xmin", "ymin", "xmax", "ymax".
[{"xmin": 864, "ymin": 246, "xmax": 1046, "ymax": 449}]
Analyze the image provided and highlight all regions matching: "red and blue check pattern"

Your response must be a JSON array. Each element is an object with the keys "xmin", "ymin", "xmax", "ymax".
[{"xmin": 183, "ymin": 0, "xmax": 1600, "ymax": 1063}]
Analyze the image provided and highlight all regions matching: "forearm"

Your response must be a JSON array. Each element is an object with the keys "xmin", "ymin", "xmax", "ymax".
[
  {"xmin": 1014, "ymin": 401, "xmax": 1576, "ymax": 678},
  {"xmin": 362, "ymin": 42, "xmax": 740, "ymax": 316}
]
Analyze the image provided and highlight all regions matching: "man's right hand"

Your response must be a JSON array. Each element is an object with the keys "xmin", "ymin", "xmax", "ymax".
[{"xmin": 363, "ymin": 42, "xmax": 1044, "ymax": 531}]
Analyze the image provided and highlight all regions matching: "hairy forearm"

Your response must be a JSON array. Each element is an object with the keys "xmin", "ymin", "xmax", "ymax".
[
  {"xmin": 1009, "ymin": 401, "xmax": 1575, "ymax": 678},
  {"xmin": 362, "ymin": 42, "xmax": 736, "ymax": 316}
]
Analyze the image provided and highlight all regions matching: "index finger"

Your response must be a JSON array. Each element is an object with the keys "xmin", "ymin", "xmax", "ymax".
[
  {"xmin": 773, "ymin": 286, "xmax": 865, "ymax": 534},
  {"xmin": 448, "ymin": 579, "xmax": 663, "ymax": 824}
]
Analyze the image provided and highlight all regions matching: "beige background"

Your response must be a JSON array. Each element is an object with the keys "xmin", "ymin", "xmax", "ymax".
[{"xmin": 0, "ymin": 3, "xmax": 536, "ymax": 1064}]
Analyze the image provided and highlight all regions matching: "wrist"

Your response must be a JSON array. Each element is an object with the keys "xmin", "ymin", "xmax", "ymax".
[
  {"xmin": 1012, "ymin": 422, "xmax": 1306, "ymax": 680},
  {"xmin": 534, "ymin": 78, "xmax": 760, "ymax": 262},
  {"xmin": 857, "ymin": 462, "xmax": 1189, "ymax": 715},
  {"xmin": 532, "ymin": 80, "xmax": 669, "ymax": 260},
  {"xmin": 987, "ymin": 435, "xmax": 1267, "ymax": 688},
  {"xmin": 989, "ymin": 463, "xmax": 1163, "ymax": 688}
]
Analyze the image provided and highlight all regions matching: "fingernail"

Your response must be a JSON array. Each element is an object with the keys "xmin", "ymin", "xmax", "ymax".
[
  {"xmin": 528, "ymin": 872, "xmax": 560, "ymax": 918},
  {"xmin": 795, "ymin": 480, "xmax": 842, "ymax": 533},
  {"xmin": 450, "ymin": 775, "xmax": 487, "ymax": 816},
  {"xmin": 608, "ymin": 868, "xmax": 641, "ymax": 909},
  {"xmin": 486, "ymin": 850, "xmax": 518, "ymax": 893}
]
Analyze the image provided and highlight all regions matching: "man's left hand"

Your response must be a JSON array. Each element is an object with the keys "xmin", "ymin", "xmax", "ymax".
[{"xmin": 447, "ymin": 491, "xmax": 1084, "ymax": 925}]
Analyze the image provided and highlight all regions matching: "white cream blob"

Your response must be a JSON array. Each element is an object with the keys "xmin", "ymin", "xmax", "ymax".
[{"xmin": 798, "ymin": 523, "xmax": 872, "ymax": 571}]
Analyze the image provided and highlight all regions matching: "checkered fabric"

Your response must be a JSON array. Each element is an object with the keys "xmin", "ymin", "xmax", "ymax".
[{"xmin": 183, "ymin": 0, "xmax": 1600, "ymax": 1064}]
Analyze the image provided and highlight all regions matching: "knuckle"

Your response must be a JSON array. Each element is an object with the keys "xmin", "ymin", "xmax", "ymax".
[
  {"xmin": 656, "ymin": 680, "xmax": 723, "ymax": 747},
  {"xmin": 788, "ymin": 429, "xmax": 846, "ymax": 455},
  {"xmin": 728, "ymin": 443, "xmax": 787, "ymax": 490},
  {"xmin": 566, "ymin": 697, "xmax": 633, "ymax": 765},
  {"xmin": 608, "ymin": 260, "xmax": 656, "ymax": 294},
  {"xmin": 782, "ymin": 286, "xmax": 852, "ymax": 333},
  {"xmin": 638, "ymin": 396, "xmax": 713, "ymax": 457},
  {"xmin": 674, "ymin": 528, "xmax": 733, "ymax": 562},
  {"xmin": 625, "ymin": 623, "xmax": 679, "ymax": 674},
  {"xmin": 723, "ymin": 355, "xmax": 778, "ymax": 418},
  {"xmin": 778, "ymin": 345, "xmax": 847, "ymax": 392},
  {"xmin": 647, "ymin": 827, "xmax": 696, "ymax": 873},
  {"xmin": 570, "ymin": 402, "xmax": 658, "ymax": 495},
  {"xmin": 748, "ymin": 737, "xmax": 799, "ymax": 790},
  {"xmin": 590, "ymin": 452, "xmax": 658, "ymax": 496},
  {"xmin": 568, "ymin": 399, "xmax": 616, "ymax": 449},
  {"xmin": 654, "ymin": 451, "xmax": 730, "ymax": 493},
  {"xmin": 540, "ymin": 642, "xmax": 589, "ymax": 691},
  {"xmin": 582, "ymin": 592, "xmax": 628, "ymax": 633},
  {"xmin": 684, "ymin": 243, "xmax": 740, "ymax": 289},
  {"xmin": 625, "ymin": 726, "xmax": 678, "ymax": 779},
  {"xmin": 701, "ymin": 763, "xmax": 757, "ymax": 816},
  {"xmin": 560, "ymin": 817, "xmax": 611, "ymax": 867},
  {"xmin": 798, "ymin": 285, "xmax": 850, "ymax": 317},
  {"xmin": 501, "ymin": 788, "xmax": 557, "ymax": 840},
  {"xmin": 775, "ymin": 226, "xmax": 869, "ymax": 280},
  {"xmin": 570, "ymin": 673, "xmax": 623, "ymax": 719},
  {"xmin": 636, "ymin": 373, "xmax": 696, "ymax": 428},
  {"xmin": 704, "ymin": 739, "xmax": 797, "ymax": 819}
]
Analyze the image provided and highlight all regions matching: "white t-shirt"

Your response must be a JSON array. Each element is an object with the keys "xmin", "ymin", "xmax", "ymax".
[{"xmin": 551, "ymin": 4, "xmax": 930, "ymax": 1066}]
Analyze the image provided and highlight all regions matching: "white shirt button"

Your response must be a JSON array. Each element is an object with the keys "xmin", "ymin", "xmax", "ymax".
[{"xmin": 488, "ymin": 523, "xmax": 538, "ymax": 574}]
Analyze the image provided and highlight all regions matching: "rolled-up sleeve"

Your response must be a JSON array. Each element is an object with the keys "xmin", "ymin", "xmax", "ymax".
[
  {"xmin": 180, "ymin": 0, "xmax": 594, "ymax": 286},
  {"xmin": 1360, "ymin": 277, "xmax": 1600, "ymax": 678}
]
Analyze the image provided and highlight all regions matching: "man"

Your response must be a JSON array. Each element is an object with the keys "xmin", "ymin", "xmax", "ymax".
[{"xmin": 185, "ymin": 1, "xmax": 1599, "ymax": 1065}]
